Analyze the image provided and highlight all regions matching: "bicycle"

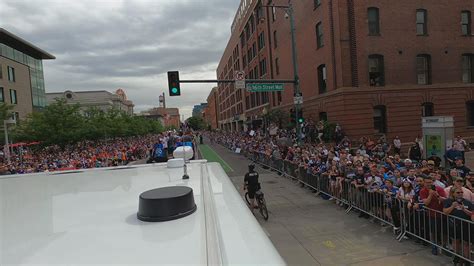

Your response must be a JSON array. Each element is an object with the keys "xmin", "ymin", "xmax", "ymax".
[{"xmin": 245, "ymin": 190, "xmax": 269, "ymax": 221}]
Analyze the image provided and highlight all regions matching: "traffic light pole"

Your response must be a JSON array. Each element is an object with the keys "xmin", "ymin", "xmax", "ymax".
[
  {"xmin": 262, "ymin": 4, "xmax": 301, "ymax": 144},
  {"xmin": 288, "ymin": 4, "xmax": 302, "ymax": 145}
]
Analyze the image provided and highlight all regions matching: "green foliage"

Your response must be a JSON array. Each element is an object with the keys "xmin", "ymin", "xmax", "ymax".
[
  {"xmin": 12, "ymin": 99, "xmax": 163, "ymax": 146},
  {"xmin": 322, "ymin": 121, "xmax": 337, "ymax": 142},
  {"xmin": 265, "ymin": 109, "xmax": 289, "ymax": 128},
  {"xmin": 187, "ymin": 116, "xmax": 206, "ymax": 130}
]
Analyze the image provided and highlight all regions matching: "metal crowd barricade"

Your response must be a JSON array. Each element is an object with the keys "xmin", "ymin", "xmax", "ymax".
[
  {"xmin": 216, "ymin": 142, "xmax": 474, "ymax": 263},
  {"xmin": 397, "ymin": 202, "xmax": 474, "ymax": 263}
]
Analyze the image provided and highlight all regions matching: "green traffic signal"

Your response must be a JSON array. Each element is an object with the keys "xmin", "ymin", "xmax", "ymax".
[
  {"xmin": 298, "ymin": 118, "xmax": 304, "ymax": 123},
  {"xmin": 168, "ymin": 71, "xmax": 181, "ymax": 96}
]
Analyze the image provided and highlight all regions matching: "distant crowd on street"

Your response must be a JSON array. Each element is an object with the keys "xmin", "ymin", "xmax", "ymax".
[{"xmin": 0, "ymin": 130, "xmax": 198, "ymax": 175}]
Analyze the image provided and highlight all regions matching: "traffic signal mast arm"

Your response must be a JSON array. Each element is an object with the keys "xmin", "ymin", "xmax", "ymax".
[{"xmin": 178, "ymin": 79, "xmax": 296, "ymax": 84}]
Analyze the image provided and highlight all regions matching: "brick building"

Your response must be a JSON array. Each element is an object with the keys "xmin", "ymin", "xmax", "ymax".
[
  {"xmin": 205, "ymin": 87, "xmax": 219, "ymax": 129},
  {"xmin": 139, "ymin": 107, "xmax": 180, "ymax": 129},
  {"xmin": 215, "ymin": 0, "xmax": 474, "ymax": 143}
]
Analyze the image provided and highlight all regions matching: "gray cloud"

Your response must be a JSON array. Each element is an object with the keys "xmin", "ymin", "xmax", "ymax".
[{"xmin": 0, "ymin": 0, "xmax": 239, "ymax": 118}]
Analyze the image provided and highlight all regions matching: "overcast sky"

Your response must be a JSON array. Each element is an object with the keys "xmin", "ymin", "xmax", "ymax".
[{"xmin": 0, "ymin": 0, "xmax": 240, "ymax": 119}]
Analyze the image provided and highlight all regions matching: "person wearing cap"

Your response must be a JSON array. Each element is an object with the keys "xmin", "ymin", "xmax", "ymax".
[
  {"xmin": 454, "ymin": 157, "xmax": 471, "ymax": 178},
  {"xmin": 408, "ymin": 142, "xmax": 422, "ymax": 162},
  {"xmin": 444, "ymin": 177, "xmax": 474, "ymax": 202},
  {"xmin": 445, "ymin": 146, "xmax": 462, "ymax": 168}
]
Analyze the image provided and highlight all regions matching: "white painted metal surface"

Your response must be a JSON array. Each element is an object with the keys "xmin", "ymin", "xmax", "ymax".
[{"xmin": 0, "ymin": 160, "xmax": 285, "ymax": 265}]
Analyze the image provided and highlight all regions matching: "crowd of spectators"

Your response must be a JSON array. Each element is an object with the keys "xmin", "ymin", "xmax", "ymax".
[
  {"xmin": 0, "ymin": 131, "xmax": 194, "ymax": 175},
  {"xmin": 208, "ymin": 127, "xmax": 474, "ymax": 263}
]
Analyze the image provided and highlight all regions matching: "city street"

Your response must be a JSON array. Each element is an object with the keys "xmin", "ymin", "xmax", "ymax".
[{"xmin": 201, "ymin": 141, "xmax": 452, "ymax": 266}]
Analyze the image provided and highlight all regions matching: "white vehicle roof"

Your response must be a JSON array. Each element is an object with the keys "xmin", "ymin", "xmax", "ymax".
[{"xmin": 0, "ymin": 160, "xmax": 285, "ymax": 265}]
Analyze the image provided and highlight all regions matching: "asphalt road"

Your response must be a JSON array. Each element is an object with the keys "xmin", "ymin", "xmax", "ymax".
[{"xmin": 205, "ymin": 141, "xmax": 452, "ymax": 266}]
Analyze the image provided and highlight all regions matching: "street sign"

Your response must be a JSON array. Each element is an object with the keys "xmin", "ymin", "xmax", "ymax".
[
  {"xmin": 294, "ymin": 96, "xmax": 303, "ymax": 104},
  {"xmin": 246, "ymin": 83, "xmax": 284, "ymax": 92},
  {"xmin": 234, "ymin": 71, "xmax": 245, "ymax": 89}
]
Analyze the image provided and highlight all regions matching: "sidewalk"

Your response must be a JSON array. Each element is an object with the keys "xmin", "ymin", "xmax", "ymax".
[{"xmin": 205, "ymin": 141, "xmax": 452, "ymax": 266}]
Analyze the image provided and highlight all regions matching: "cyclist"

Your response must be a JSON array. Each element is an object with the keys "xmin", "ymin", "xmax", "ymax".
[{"xmin": 244, "ymin": 163, "xmax": 261, "ymax": 209}]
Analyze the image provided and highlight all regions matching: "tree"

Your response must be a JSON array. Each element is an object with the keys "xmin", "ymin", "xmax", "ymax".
[
  {"xmin": 264, "ymin": 109, "xmax": 289, "ymax": 128},
  {"xmin": 186, "ymin": 116, "xmax": 206, "ymax": 130},
  {"xmin": 12, "ymin": 99, "xmax": 164, "ymax": 146}
]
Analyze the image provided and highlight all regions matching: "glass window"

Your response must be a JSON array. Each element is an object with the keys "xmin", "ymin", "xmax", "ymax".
[
  {"xmin": 316, "ymin": 22, "xmax": 324, "ymax": 48},
  {"xmin": 462, "ymin": 54, "xmax": 473, "ymax": 83},
  {"xmin": 259, "ymin": 59, "xmax": 267, "ymax": 76},
  {"xmin": 9, "ymin": 89, "xmax": 17, "ymax": 104},
  {"xmin": 319, "ymin": 112, "xmax": 328, "ymax": 121},
  {"xmin": 416, "ymin": 54, "xmax": 431, "ymax": 85},
  {"xmin": 0, "ymin": 87, "xmax": 3, "ymax": 102},
  {"xmin": 272, "ymin": 6, "xmax": 276, "ymax": 21},
  {"xmin": 7, "ymin": 66, "xmax": 15, "ymax": 82},
  {"xmin": 467, "ymin": 101, "xmax": 474, "ymax": 127},
  {"xmin": 462, "ymin": 11, "xmax": 472, "ymax": 36},
  {"xmin": 368, "ymin": 55, "xmax": 385, "ymax": 86},
  {"xmin": 422, "ymin": 102, "xmax": 434, "ymax": 117},
  {"xmin": 373, "ymin": 106, "xmax": 387, "ymax": 133},
  {"xmin": 258, "ymin": 32, "xmax": 265, "ymax": 50},
  {"xmin": 314, "ymin": 0, "xmax": 321, "ymax": 9},
  {"xmin": 0, "ymin": 64, "xmax": 2, "ymax": 79},
  {"xmin": 416, "ymin": 9, "xmax": 427, "ymax": 35},
  {"xmin": 273, "ymin": 30, "xmax": 278, "ymax": 48},
  {"xmin": 368, "ymin": 7, "xmax": 380, "ymax": 35},
  {"xmin": 318, "ymin": 64, "xmax": 327, "ymax": 93}
]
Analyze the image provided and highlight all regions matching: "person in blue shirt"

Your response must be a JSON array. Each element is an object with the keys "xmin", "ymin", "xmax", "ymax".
[{"xmin": 147, "ymin": 142, "xmax": 168, "ymax": 163}]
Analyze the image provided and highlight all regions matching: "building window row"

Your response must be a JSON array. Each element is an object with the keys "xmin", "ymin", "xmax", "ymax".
[
  {"xmin": 367, "ymin": 8, "xmax": 471, "ymax": 36},
  {"xmin": 0, "ymin": 87, "xmax": 17, "ymax": 104},
  {"xmin": 367, "ymin": 54, "xmax": 473, "ymax": 86}
]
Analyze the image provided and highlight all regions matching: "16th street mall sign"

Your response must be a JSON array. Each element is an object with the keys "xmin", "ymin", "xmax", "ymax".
[{"xmin": 246, "ymin": 83, "xmax": 284, "ymax": 92}]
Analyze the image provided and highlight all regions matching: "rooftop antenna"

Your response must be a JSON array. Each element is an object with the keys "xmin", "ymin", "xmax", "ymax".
[{"xmin": 182, "ymin": 145, "xmax": 189, "ymax": 180}]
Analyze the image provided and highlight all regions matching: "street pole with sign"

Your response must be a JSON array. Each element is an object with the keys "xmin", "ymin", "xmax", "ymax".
[{"xmin": 287, "ymin": 4, "xmax": 302, "ymax": 144}]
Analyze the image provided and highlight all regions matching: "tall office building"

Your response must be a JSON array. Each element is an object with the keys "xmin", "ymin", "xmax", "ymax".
[{"xmin": 0, "ymin": 28, "xmax": 55, "ymax": 119}]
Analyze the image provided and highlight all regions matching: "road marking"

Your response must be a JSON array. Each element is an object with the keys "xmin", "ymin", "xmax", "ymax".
[
  {"xmin": 198, "ymin": 145, "xmax": 234, "ymax": 172},
  {"xmin": 323, "ymin": 240, "xmax": 336, "ymax": 249}
]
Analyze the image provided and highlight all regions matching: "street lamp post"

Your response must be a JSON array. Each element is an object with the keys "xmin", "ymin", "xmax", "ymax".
[{"xmin": 263, "ymin": 4, "xmax": 302, "ymax": 144}]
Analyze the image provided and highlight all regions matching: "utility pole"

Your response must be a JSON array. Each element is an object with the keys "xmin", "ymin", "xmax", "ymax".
[
  {"xmin": 287, "ymin": 4, "xmax": 302, "ymax": 144},
  {"xmin": 262, "ymin": 3, "xmax": 302, "ymax": 144}
]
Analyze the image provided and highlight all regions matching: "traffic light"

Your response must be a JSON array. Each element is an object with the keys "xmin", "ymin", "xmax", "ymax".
[
  {"xmin": 297, "ymin": 109, "xmax": 304, "ymax": 123},
  {"xmin": 168, "ymin": 71, "xmax": 181, "ymax": 96}
]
